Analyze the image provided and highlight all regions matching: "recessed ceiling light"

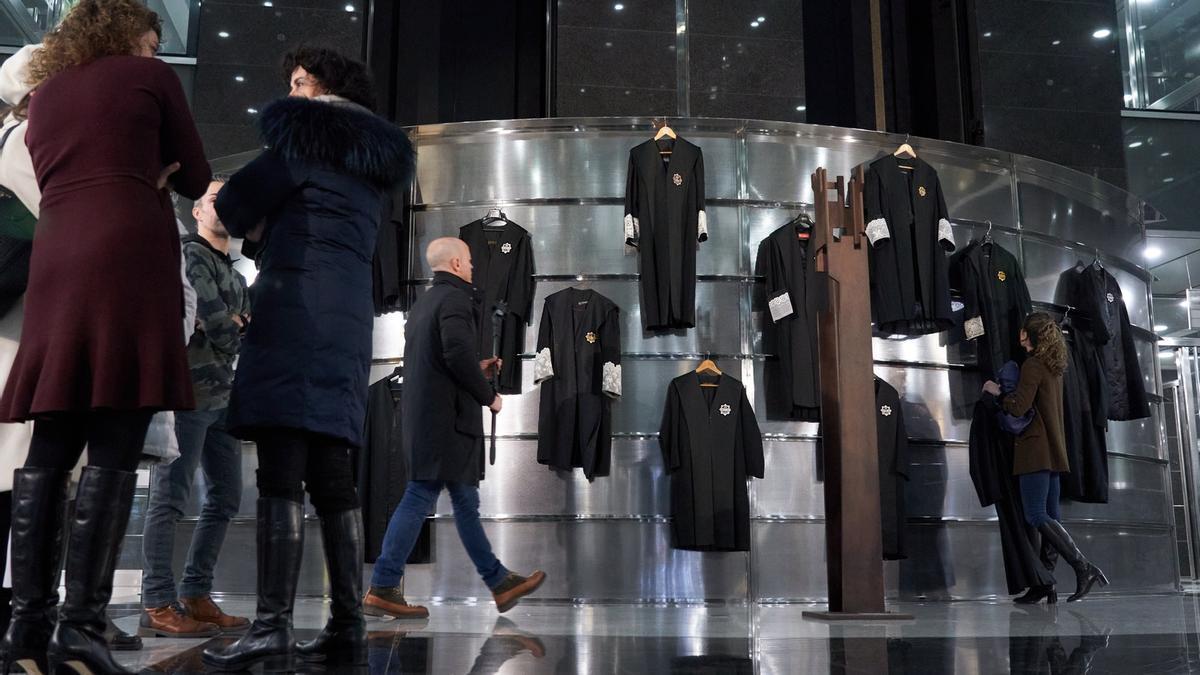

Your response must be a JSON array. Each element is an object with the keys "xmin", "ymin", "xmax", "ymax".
[
  {"xmin": 1093, "ymin": 28, "xmax": 1112, "ymax": 39},
  {"xmin": 796, "ymin": 105, "xmax": 806, "ymax": 111},
  {"xmin": 1155, "ymin": 325, "xmax": 1168, "ymax": 332},
  {"xmin": 1162, "ymin": 151, "xmax": 1171, "ymax": 157},
  {"xmin": 1052, "ymin": 39, "xmax": 1061, "ymax": 45},
  {"xmin": 983, "ymin": 32, "xmax": 992, "ymax": 37},
  {"xmin": 757, "ymin": 16, "xmax": 766, "ymax": 22},
  {"xmin": 1128, "ymin": 141, "xmax": 1143, "ymax": 148},
  {"xmin": 262, "ymin": 0, "xmax": 273, "ymax": 5},
  {"xmin": 344, "ymin": 4, "xmax": 355, "ymax": 11},
  {"xmin": 750, "ymin": 21, "xmax": 760, "ymax": 27},
  {"xmin": 614, "ymin": 3, "xmax": 624, "ymax": 10},
  {"xmin": 234, "ymin": 75, "xmax": 244, "ymax": 82},
  {"xmin": 1144, "ymin": 245, "xmax": 1162, "ymax": 260},
  {"xmin": 247, "ymin": 107, "xmax": 258, "ymax": 114},
  {"xmin": 1164, "ymin": 177, "xmax": 1176, "ymax": 183},
  {"xmin": 218, "ymin": 31, "xmax": 230, "ymax": 38}
]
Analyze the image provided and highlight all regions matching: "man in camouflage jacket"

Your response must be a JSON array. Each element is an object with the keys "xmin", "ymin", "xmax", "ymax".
[{"xmin": 140, "ymin": 177, "xmax": 253, "ymax": 637}]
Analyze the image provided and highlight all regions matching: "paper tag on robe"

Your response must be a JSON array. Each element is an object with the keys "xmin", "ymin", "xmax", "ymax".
[
  {"xmin": 768, "ymin": 291, "xmax": 794, "ymax": 322},
  {"xmin": 964, "ymin": 316, "xmax": 985, "ymax": 340}
]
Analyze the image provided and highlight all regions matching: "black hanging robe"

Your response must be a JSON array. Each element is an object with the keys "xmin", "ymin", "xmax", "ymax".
[
  {"xmin": 758, "ymin": 221, "xmax": 821, "ymax": 421},
  {"xmin": 624, "ymin": 136, "xmax": 707, "ymax": 331},
  {"xmin": 659, "ymin": 372, "xmax": 764, "ymax": 552},
  {"xmin": 875, "ymin": 377, "xmax": 911, "ymax": 560},
  {"xmin": 968, "ymin": 397, "xmax": 1056, "ymax": 594},
  {"xmin": 534, "ymin": 288, "xmax": 621, "ymax": 480},
  {"xmin": 459, "ymin": 218, "xmax": 535, "ymax": 394},
  {"xmin": 1061, "ymin": 333, "xmax": 1110, "ymax": 503},
  {"xmin": 864, "ymin": 155, "xmax": 956, "ymax": 336},
  {"xmin": 949, "ymin": 239, "xmax": 1032, "ymax": 377}
]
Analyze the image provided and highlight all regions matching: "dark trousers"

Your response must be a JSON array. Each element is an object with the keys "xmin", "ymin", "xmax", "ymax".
[
  {"xmin": 1019, "ymin": 470, "xmax": 1062, "ymax": 527},
  {"xmin": 253, "ymin": 427, "xmax": 359, "ymax": 515}
]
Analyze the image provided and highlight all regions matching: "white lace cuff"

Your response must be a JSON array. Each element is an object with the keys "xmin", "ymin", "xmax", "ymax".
[
  {"xmin": 865, "ymin": 217, "xmax": 889, "ymax": 246},
  {"xmin": 964, "ymin": 316, "xmax": 984, "ymax": 340},
  {"xmin": 534, "ymin": 348, "xmax": 554, "ymax": 383},
  {"xmin": 697, "ymin": 210, "xmax": 708, "ymax": 242},
  {"xmin": 602, "ymin": 361, "xmax": 621, "ymax": 398},
  {"xmin": 938, "ymin": 218, "xmax": 955, "ymax": 251},
  {"xmin": 624, "ymin": 214, "xmax": 639, "ymax": 245}
]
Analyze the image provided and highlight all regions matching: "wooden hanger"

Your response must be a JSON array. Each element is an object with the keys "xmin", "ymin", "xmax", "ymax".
[
  {"xmin": 894, "ymin": 133, "xmax": 916, "ymax": 165},
  {"xmin": 654, "ymin": 121, "xmax": 677, "ymax": 141},
  {"xmin": 696, "ymin": 358, "xmax": 722, "ymax": 386}
]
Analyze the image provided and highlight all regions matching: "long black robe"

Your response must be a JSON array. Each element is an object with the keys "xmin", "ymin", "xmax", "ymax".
[
  {"xmin": 659, "ymin": 371, "xmax": 764, "ymax": 551},
  {"xmin": 1059, "ymin": 263, "xmax": 1150, "ymax": 421},
  {"xmin": 624, "ymin": 136, "xmax": 707, "ymax": 331},
  {"xmin": 968, "ymin": 397, "xmax": 1056, "ymax": 594},
  {"xmin": 864, "ymin": 155, "xmax": 956, "ymax": 336},
  {"xmin": 534, "ymin": 288, "xmax": 621, "ymax": 480},
  {"xmin": 373, "ymin": 185, "xmax": 409, "ymax": 315},
  {"xmin": 1061, "ymin": 333, "xmax": 1109, "ymax": 503},
  {"xmin": 875, "ymin": 377, "xmax": 910, "ymax": 560},
  {"xmin": 950, "ymin": 239, "xmax": 1031, "ymax": 378},
  {"xmin": 358, "ymin": 376, "xmax": 431, "ymax": 564},
  {"xmin": 758, "ymin": 222, "xmax": 821, "ymax": 421},
  {"xmin": 459, "ymin": 218, "xmax": 535, "ymax": 394}
]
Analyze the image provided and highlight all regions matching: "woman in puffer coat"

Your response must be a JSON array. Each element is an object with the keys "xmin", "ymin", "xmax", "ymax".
[{"xmin": 201, "ymin": 47, "xmax": 414, "ymax": 671}]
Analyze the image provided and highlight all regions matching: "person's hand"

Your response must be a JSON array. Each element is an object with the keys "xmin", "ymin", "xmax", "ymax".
[
  {"xmin": 231, "ymin": 314, "xmax": 245, "ymax": 329},
  {"xmin": 480, "ymin": 357, "xmax": 502, "ymax": 377},
  {"xmin": 982, "ymin": 380, "xmax": 1001, "ymax": 396},
  {"xmin": 489, "ymin": 394, "xmax": 502, "ymax": 413},
  {"xmin": 156, "ymin": 162, "xmax": 180, "ymax": 191}
]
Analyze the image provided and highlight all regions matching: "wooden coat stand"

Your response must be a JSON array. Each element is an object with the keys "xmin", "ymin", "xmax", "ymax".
[{"xmin": 803, "ymin": 166, "xmax": 911, "ymax": 621}]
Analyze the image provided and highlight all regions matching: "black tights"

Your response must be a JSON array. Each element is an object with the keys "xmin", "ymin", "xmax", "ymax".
[
  {"xmin": 254, "ymin": 427, "xmax": 359, "ymax": 515},
  {"xmin": 23, "ymin": 410, "xmax": 154, "ymax": 472}
]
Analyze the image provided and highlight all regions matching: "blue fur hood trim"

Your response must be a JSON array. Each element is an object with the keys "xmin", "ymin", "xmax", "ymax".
[{"xmin": 258, "ymin": 96, "xmax": 415, "ymax": 188}]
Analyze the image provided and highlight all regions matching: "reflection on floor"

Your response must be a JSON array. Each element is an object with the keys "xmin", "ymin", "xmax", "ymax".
[{"xmin": 105, "ymin": 594, "xmax": 1200, "ymax": 673}]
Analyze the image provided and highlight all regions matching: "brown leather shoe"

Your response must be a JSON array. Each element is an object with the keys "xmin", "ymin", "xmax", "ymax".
[
  {"xmin": 180, "ymin": 595, "xmax": 251, "ymax": 632},
  {"xmin": 363, "ymin": 586, "xmax": 430, "ymax": 619},
  {"xmin": 138, "ymin": 604, "xmax": 221, "ymax": 638},
  {"xmin": 491, "ymin": 571, "xmax": 546, "ymax": 613}
]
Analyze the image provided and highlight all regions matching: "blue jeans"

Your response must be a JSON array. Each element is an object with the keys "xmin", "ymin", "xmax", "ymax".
[
  {"xmin": 141, "ymin": 408, "xmax": 243, "ymax": 607},
  {"xmin": 371, "ymin": 480, "xmax": 509, "ymax": 590},
  {"xmin": 1019, "ymin": 470, "xmax": 1062, "ymax": 528}
]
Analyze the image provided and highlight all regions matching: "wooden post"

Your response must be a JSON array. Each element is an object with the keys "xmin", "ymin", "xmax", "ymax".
[{"xmin": 803, "ymin": 166, "xmax": 912, "ymax": 621}]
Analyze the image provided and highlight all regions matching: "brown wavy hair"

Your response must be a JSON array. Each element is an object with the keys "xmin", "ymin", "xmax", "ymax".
[
  {"xmin": 24, "ymin": 0, "xmax": 161, "ymax": 98},
  {"xmin": 1024, "ymin": 312, "xmax": 1068, "ymax": 376}
]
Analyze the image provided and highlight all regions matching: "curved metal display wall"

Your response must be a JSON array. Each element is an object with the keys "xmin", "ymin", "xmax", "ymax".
[{"xmin": 197, "ymin": 117, "xmax": 1172, "ymax": 602}]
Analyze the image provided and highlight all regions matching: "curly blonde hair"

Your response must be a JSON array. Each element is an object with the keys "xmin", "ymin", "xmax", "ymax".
[
  {"xmin": 1024, "ymin": 312, "xmax": 1068, "ymax": 376},
  {"xmin": 26, "ymin": 0, "xmax": 161, "ymax": 88}
]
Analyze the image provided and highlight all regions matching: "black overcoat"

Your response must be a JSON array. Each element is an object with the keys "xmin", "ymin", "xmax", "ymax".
[
  {"xmin": 1059, "ymin": 263, "xmax": 1150, "ymax": 421},
  {"xmin": 624, "ymin": 137, "xmax": 707, "ymax": 331},
  {"xmin": 217, "ymin": 96, "xmax": 414, "ymax": 447},
  {"xmin": 403, "ymin": 273, "xmax": 496, "ymax": 484},
  {"xmin": 758, "ymin": 222, "xmax": 821, "ymax": 421},
  {"xmin": 459, "ymin": 218, "xmax": 535, "ymax": 394},
  {"xmin": 864, "ymin": 155, "xmax": 956, "ymax": 336},
  {"xmin": 875, "ymin": 378, "xmax": 911, "ymax": 560},
  {"xmin": 950, "ymin": 240, "xmax": 1031, "ymax": 377},
  {"xmin": 534, "ymin": 288, "xmax": 622, "ymax": 480},
  {"xmin": 660, "ymin": 372, "xmax": 764, "ymax": 552},
  {"xmin": 968, "ymin": 398, "xmax": 1057, "ymax": 594}
]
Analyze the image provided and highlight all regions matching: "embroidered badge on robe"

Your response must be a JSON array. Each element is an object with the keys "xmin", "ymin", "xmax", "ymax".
[
  {"xmin": 672, "ymin": 173, "xmax": 683, "ymax": 186},
  {"xmin": 585, "ymin": 331, "xmax": 597, "ymax": 344},
  {"xmin": 719, "ymin": 403, "xmax": 731, "ymax": 416},
  {"xmin": 997, "ymin": 270, "xmax": 1006, "ymax": 282},
  {"xmin": 881, "ymin": 404, "xmax": 893, "ymax": 417},
  {"xmin": 501, "ymin": 242, "xmax": 512, "ymax": 254}
]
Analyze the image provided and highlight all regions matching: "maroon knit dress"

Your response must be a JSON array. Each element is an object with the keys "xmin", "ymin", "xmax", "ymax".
[{"xmin": 0, "ymin": 55, "xmax": 211, "ymax": 421}]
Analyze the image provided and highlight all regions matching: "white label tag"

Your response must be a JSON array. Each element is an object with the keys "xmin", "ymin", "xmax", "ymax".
[
  {"xmin": 768, "ymin": 292, "xmax": 794, "ymax": 322},
  {"xmin": 964, "ymin": 316, "xmax": 985, "ymax": 340}
]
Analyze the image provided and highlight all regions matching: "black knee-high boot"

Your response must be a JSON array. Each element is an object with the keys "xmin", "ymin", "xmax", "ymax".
[
  {"xmin": 47, "ymin": 466, "xmax": 137, "ymax": 675},
  {"xmin": 202, "ymin": 498, "xmax": 305, "ymax": 671},
  {"xmin": 1038, "ymin": 520, "xmax": 1109, "ymax": 602},
  {"xmin": 0, "ymin": 468, "xmax": 68, "ymax": 675},
  {"xmin": 296, "ymin": 508, "xmax": 366, "ymax": 664}
]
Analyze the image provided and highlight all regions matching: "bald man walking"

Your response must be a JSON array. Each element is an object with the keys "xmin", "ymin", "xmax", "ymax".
[{"xmin": 364, "ymin": 238, "xmax": 546, "ymax": 617}]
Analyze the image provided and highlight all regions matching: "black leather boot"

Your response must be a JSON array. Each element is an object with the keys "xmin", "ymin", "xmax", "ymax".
[
  {"xmin": 1038, "ymin": 520, "xmax": 1109, "ymax": 602},
  {"xmin": 1, "ymin": 468, "xmax": 68, "ymax": 675},
  {"xmin": 296, "ymin": 509, "xmax": 366, "ymax": 664},
  {"xmin": 202, "ymin": 499, "xmax": 304, "ymax": 671},
  {"xmin": 1014, "ymin": 534, "xmax": 1060, "ymax": 604},
  {"xmin": 47, "ymin": 466, "xmax": 137, "ymax": 675}
]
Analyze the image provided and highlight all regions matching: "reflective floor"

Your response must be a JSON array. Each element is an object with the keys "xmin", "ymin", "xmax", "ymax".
[{"xmin": 104, "ymin": 594, "xmax": 1200, "ymax": 673}]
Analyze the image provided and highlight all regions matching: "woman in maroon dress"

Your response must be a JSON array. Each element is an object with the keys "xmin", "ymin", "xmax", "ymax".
[{"xmin": 0, "ymin": 2, "xmax": 210, "ymax": 674}]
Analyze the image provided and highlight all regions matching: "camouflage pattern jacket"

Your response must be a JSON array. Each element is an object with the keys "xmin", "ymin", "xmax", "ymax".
[{"xmin": 182, "ymin": 234, "xmax": 250, "ymax": 410}]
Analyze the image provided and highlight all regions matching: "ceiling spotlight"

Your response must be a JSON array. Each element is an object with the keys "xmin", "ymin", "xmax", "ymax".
[
  {"xmin": 750, "ymin": 21, "xmax": 760, "ymax": 27},
  {"xmin": 247, "ymin": 107, "xmax": 258, "ymax": 114},
  {"xmin": 1092, "ymin": 28, "xmax": 1112, "ymax": 39},
  {"xmin": 344, "ymin": 4, "xmax": 354, "ymax": 11},
  {"xmin": 1155, "ymin": 325, "xmax": 1168, "ymax": 332},
  {"xmin": 614, "ymin": 3, "xmax": 624, "ymax": 10},
  {"xmin": 796, "ymin": 105, "xmax": 806, "ymax": 111},
  {"xmin": 1143, "ymin": 245, "xmax": 1162, "ymax": 260},
  {"xmin": 1052, "ymin": 39, "xmax": 1061, "ymax": 45},
  {"xmin": 262, "ymin": 0, "xmax": 273, "ymax": 5},
  {"xmin": 757, "ymin": 16, "xmax": 766, "ymax": 22},
  {"xmin": 1128, "ymin": 141, "xmax": 1143, "ymax": 148},
  {"xmin": 983, "ymin": 32, "xmax": 992, "ymax": 37},
  {"xmin": 218, "ymin": 31, "xmax": 230, "ymax": 38},
  {"xmin": 234, "ymin": 75, "xmax": 245, "ymax": 82},
  {"xmin": 1162, "ymin": 151, "xmax": 1171, "ymax": 157},
  {"xmin": 1164, "ymin": 177, "xmax": 1176, "ymax": 183}
]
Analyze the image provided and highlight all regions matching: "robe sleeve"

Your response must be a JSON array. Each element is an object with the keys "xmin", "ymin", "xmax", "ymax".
[
  {"xmin": 695, "ymin": 150, "xmax": 708, "ymax": 243},
  {"xmin": 935, "ymin": 176, "xmax": 955, "ymax": 252},
  {"xmin": 739, "ymin": 388, "xmax": 765, "ymax": 479},
  {"xmin": 761, "ymin": 237, "xmax": 794, "ymax": 324},
  {"xmin": 215, "ymin": 150, "xmax": 299, "ymax": 240},
  {"xmin": 1000, "ymin": 358, "xmax": 1044, "ymax": 417},
  {"xmin": 955, "ymin": 252, "xmax": 985, "ymax": 341},
  {"xmin": 1014, "ymin": 256, "xmax": 1032, "ymax": 318},
  {"xmin": 533, "ymin": 299, "xmax": 554, "ymax": 384},
  {"xmin": 864, "ymin": 164, "xmax": 890, "ymax": 247},
  {"xmin": 623, "ymin": 152, "xmax": 640, "ymax": 248},
  {"xmin": 659, "ymin": 381, "xmax": 682, "ymax": 472},
  {"xmin": 601, "ymin": 305, "xmax": 622, "ymax": 398},
  {"xmin": 892, "ymin": 396, "xmax": 910, "ymax": 480},
  {"xmin": 511, "ymin": 233, "xmax": 536, "ymax": 324}
]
